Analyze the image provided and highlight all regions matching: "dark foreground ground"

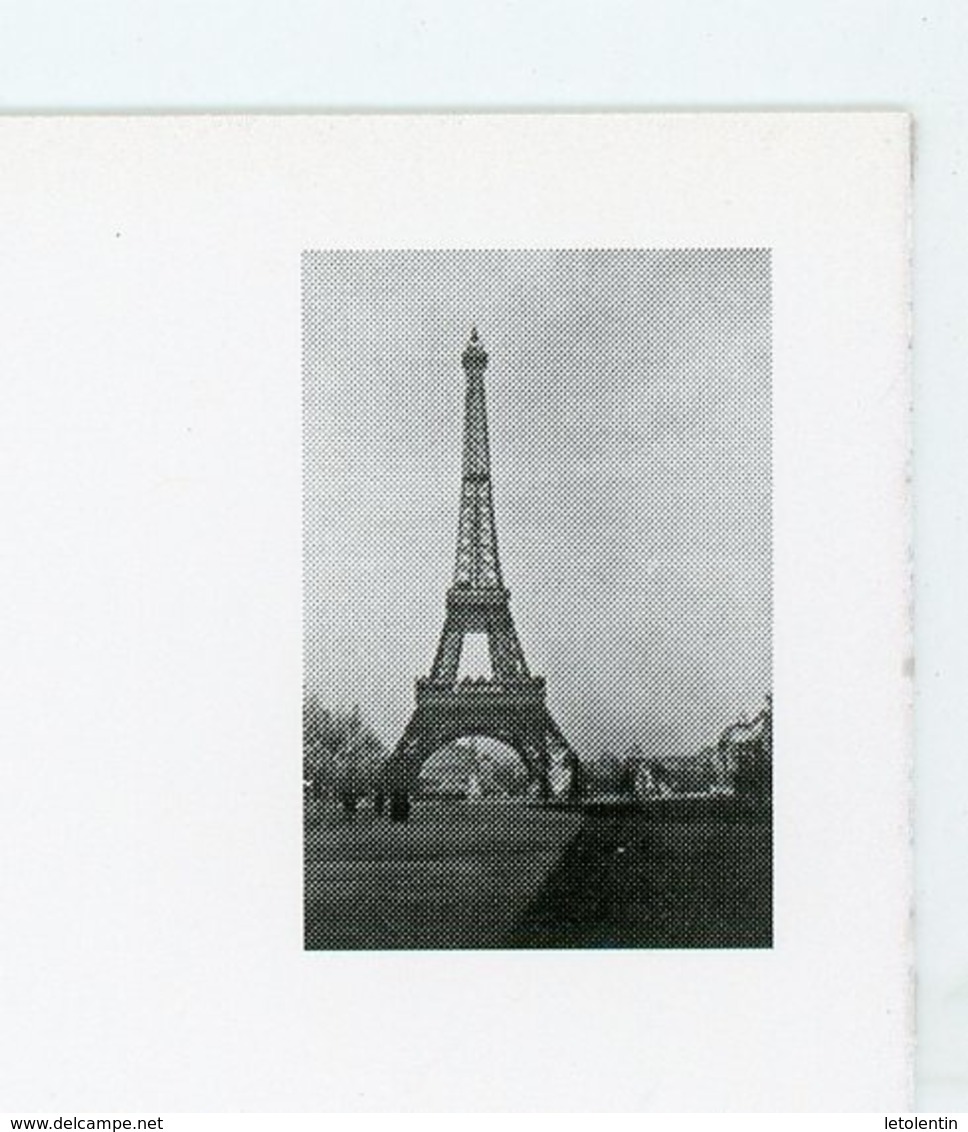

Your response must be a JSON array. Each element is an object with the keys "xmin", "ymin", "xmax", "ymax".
[
  {"xmin": 511, "ymin": 797, "xmax": 772, "ymax": 948},
  {"xmin": 304, "ymin": 797, "xmax": 771, "ymax": 950}
]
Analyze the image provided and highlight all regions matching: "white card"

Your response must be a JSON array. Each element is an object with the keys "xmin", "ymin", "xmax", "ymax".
[{"xmin": 0, "ymin": 113, "xmax": 911, "ymax": 1111}]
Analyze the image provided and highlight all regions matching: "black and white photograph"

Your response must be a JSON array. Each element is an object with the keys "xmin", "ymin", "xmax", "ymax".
[{"xmin": 303, "ymin": 248, "xmax": 772, "ymax": 950}]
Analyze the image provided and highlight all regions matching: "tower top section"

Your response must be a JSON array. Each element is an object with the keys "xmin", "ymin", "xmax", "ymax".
[{"xmin": 461, "ymin": 326, "xmax": 488, "ymax": 375}]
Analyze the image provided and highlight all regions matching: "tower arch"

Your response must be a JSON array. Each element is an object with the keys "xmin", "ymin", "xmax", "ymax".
[{"xmin": 416, "ymin": 735, "xmax": 533, "ymax": 799}]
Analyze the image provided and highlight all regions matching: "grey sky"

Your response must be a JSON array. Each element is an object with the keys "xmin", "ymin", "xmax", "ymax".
[{"xmin": 304, "ymin": 249, "xmax": 770, "ymax": 759}]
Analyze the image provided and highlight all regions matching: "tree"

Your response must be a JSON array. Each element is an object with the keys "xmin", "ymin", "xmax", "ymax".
[
  {"xmin": 717, "ymin": 694, "xmax": 772, "ymax": 800},
  {"xmin": 303, "ymin": 690, "xmax": 388, "ymax": 803}
]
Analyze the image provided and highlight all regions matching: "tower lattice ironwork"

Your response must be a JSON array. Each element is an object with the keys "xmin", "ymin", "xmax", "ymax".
[{"xmin": 384, "ymin": 328, "xmax": 577, "ymax": 797}]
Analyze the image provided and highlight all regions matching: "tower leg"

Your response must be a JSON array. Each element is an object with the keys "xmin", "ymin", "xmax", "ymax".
[{"xmin": 531, "ymin": 733, "xmax": 551, "ymax": 801}]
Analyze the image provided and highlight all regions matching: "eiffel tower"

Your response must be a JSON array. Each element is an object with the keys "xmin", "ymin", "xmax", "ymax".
[{"xmin": 384, "ymin": 328, "xmax": 577, "ymax": 801}]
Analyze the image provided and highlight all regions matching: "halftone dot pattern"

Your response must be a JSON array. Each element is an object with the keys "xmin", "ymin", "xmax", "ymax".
[{"xmin": 303, "ymin": 249, "xmax": 771, "ymax": 950}]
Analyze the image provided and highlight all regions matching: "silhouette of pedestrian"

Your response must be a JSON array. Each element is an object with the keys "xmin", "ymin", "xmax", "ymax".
[
  {"xmin": 340, "ymin": 786, "xmax": 359, "ymax": 820},
  {"xmin": 389, "ymin": 789, "xmax": 411, "ymax": 823}
]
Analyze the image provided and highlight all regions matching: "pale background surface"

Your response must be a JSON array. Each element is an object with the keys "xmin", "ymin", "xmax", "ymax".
[
  {"xmin": 0, "ymin": 113, "xmax": 910, "ymax": 1112},
  {"xmin": 7, "ymin": 6, "xmax": 963, "ymax": 1113}
]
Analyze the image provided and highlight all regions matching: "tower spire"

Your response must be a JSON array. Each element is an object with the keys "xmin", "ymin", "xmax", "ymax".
[{"xmin": 454, "ymin": 328, "xmax": 502, "ymax": 589}]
